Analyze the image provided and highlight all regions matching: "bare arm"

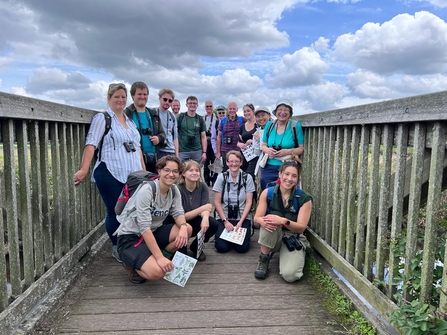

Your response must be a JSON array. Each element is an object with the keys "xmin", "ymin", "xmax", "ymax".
[{"xmin": 73, "ymin": 145, "xmax": 95, "ymax": 185}]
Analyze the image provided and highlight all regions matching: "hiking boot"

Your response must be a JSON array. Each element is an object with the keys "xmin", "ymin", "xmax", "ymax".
[
  {"xmin": 254, "ymin": 253, "xmax": 270, "ymax": 279},
  {"xmin": 122, "ymin": 263, "xmax": 146, "ymax": 284},
  {"xmin": 112, "ymin": 245, "xmax": 122, "ymax": 263}
]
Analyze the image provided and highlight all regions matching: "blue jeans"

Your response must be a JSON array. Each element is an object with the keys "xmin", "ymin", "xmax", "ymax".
[
  {"xmin": 94, "ymin": 162, "xmax": 124, "ymax": 245},
  {"xmin": 260, "ymin": 164, "xmax": 280, "ymax": 190}
]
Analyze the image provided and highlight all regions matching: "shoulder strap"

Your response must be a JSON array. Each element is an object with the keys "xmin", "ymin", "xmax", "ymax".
[
  {"xmin": 293, "ymin": 188, "xmax": 302, "ymax": 211},
  {"xmin": 177, "ymin": 112, "xmax": 185, "ymax": 131},
  {"xmin": 291, "ymin": 120, "xmax": 298, "ymax": 148},
  {"xmin": 220, "ymin": 171, "xmax": 229, "ymax": 203},
  {"xmin": 266, "ymin": 186, "xmax": 275, "ymax": 214},
  {"xmin": 97, "ymin": 112, "xmax": 112, "ymax": 161},
  {"xmin": 265, "ymin": 121, "xmax": 276, "ymax": 145}
]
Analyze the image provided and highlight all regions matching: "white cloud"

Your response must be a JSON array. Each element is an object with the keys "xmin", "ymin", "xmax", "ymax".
[
  {"xmin": 332, "ymin": 11, "xmax": 447, "ymax": 75},
  {"xmin": 403, "ymin": 0, "xmax": 447, "ymax": 8},
  {"xmin": 346, "ymin": 69, "xmax": 395, "ymax": 99},
  {"xmin": 266, "ymin": 47, "xmax": 330, "ymax": 87}
]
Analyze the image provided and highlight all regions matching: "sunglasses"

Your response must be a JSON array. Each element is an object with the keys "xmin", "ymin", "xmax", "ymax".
[
  {"xmin": 206, "ymin": 105, "xmax": 213, "ymax": 108},
  {"xmin": 218, "ymin": 111, "xmax": 226, "ymax": 114},
  {"xmin": 162, "ymin": 97, "xmax": 173, "ymax": 103},
  {"xmin": 284, "ymin": 159, "xmax": 301, "ymax": 167},
  {"xmin": 108, "ymin": 83, "xmax": 126, "ymax": 90}
]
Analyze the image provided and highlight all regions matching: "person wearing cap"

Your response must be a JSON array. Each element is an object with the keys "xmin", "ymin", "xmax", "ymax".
[
  {"xmin": 259, "ymin": 98, "xmax": 304, "ymax": 190},
  {"xmin": 204, "ymin": 101, "xmax": 218, "ymax": 186},
  {"xmin": 253, "ymin": 106, "xmax": 271, "ymax": 158}
]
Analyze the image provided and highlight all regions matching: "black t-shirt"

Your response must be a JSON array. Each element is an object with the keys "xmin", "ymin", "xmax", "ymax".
[{"xmin": 239, "ymin": 123, "xmax": 258, "ymax": 143}]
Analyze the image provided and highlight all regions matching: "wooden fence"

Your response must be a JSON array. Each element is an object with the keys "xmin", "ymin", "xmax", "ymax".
[
  {"xmin": 299, "ymin": 90, "xmax": 447, "ymax": 329},
  {"xmin": 0, "ymin": 92, "xmax": 105, "ymax": 334}
]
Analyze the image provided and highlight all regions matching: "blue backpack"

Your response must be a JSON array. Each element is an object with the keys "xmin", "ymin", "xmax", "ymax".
[
  {"xmin": 220, "ymin": 116, "xmax": 244, "ymax": 144},
  {"xmin": 266, "ymin": 185, "xmax": 302, "ymax": 214}
]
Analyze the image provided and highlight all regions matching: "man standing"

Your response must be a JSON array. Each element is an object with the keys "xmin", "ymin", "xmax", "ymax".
[
  {"xmin": 156, "ymin": 88, "xmax": 179, "ymax": 158},
  {"xmin": 204, "ymin": 100, "xmax": 218, "ymax": 186},
  {"xmin": 216, "ymin": 102, "xmax": 244, "ymax": 171},
  {"xmin": 124, "ymin": 81, "xmax": 166, "ymax": 173},
  {"xmin": 171, "ymin": 99, "xmax": 181, "ymax": 116},
  {"xmin": 177, "ymin": 96, "xmax": 207, "ymax": 164}
]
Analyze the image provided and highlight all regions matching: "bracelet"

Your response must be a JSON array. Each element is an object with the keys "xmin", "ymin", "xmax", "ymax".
[
  {"xmin": 180, "ymin": 222, "xmax": 187, "ymax": 227},
  {"xmin": 202, "ymin": 151, "xmax": 206, "ymax": 154},
  {"xmin": 222, "ymin": 218, "xmax": 227, "ymax": 222}
]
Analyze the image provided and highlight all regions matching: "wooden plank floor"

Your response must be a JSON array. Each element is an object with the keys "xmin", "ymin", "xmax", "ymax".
[{"xmin": 34, "ymin": 229, "xmax": 346, "ymax": 335}]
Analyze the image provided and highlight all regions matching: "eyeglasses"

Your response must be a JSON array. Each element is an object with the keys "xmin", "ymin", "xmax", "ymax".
[
  {"xmin": 218, "ymin": 111, "xmax": 226, "ymax": 115},
  {"xmin": 162, "ymin": 97, "xmax": 173, "ymax": 103},
  {"xmin": 162, "ymin": 168, "xmax": 179, "ymax": 175},
  {"xmin": 108, "ymin": 83, "xmax": 126, "ymax": 90},
  {"xmin": 227, "ymin": 160, "xmax": 241, "ymax": 164},
  {"xmin": 206, "ymin": 105, "xmax": 213, "ymax": 108},
  {"xmin": 187, "ymin": 102, "xmax": 198, "ymax": 105}
]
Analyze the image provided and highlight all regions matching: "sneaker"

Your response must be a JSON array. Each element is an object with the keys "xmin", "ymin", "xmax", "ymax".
[
  {"xmin": 196, "ymin": 251, "xmax": 206, "ymax": 261},
  {"xmin": 121, "ymin": 263, "xmax": 146, "ymax": 284},
  {"xmin": 254, "ymin": 253, "xmax": 270, "ymax": 279},
  {"xmin": 112, "ymin": 245, "xmax": 122, "ymax": 263}
]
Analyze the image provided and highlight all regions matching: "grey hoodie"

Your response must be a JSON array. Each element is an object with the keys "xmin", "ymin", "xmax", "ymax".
[{"xmin": 115, "ymin": 180, "xmax": 184, "ymax": 236}]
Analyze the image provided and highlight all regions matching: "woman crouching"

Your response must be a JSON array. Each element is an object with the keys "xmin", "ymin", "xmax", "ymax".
[
  {"xmin": 115, "ymin": 156, "xmax": 192, "ymax": 283},
  {"xmin": 253, "ymin": 159, "xmax": 312, "ymax": 282},
  {"xmin": 177, "ymin": 160, "xmax": 218, "ymax": 261}
]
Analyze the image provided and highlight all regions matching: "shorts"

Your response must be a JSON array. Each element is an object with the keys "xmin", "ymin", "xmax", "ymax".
[{"xmin": 117, "ymin": 224, "xmax": 174, "ymax": 270}]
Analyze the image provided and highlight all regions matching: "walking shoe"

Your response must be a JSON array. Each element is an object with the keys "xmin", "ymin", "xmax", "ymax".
[
  {"xmin": 194, "ymin": 251, "xmax": 206, "ymax": 261},
  {"xmin": 121, "ymin": 263, "xmax": 146, "ymax": 284},
  {"xmin": 112, "ymin": 245, "xmax": 122, "ymax": 263},
  {"xmin": 254, "ymin": 253, "xmax": 270, "ymax": 279}
]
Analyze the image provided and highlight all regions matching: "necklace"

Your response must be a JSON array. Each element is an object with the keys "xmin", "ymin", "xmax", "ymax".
[{"xmin": 282, "ymin": 194, "xmax": 290, "ymax": 206}]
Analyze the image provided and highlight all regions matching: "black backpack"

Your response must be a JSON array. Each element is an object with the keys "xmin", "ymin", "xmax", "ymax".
[
  {"xmin": 115, "ymin": 170, "xmax": 160, "ymax": 215},
  {"xmin": 93, "ymin": 112, "xmax": 112, "ymax": 162}
]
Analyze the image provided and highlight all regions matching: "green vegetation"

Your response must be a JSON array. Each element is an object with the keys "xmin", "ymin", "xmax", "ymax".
[{"xmin": 306, "ymin": 256, "xmax": 377, "ymax": 335}]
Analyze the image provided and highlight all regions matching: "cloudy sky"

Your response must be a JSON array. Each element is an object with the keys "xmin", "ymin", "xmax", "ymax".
[{"xmin": 0, "ymin": 0, "xmax": 446, "ymax": 115}]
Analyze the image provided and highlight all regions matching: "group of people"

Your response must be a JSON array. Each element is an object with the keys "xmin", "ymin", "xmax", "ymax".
[{"xmin": 73, "ymin": 81, "xmax": 312, "ymax": 285}]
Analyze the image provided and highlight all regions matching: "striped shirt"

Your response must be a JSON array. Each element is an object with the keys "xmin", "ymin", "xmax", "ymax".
[
  {"xmin": 86, "ymin": 108, "xmax": 143, "ymax": 183},
  {"xmin": 157, "ymin": 108, "xmax": 178, "ymax": 152}
]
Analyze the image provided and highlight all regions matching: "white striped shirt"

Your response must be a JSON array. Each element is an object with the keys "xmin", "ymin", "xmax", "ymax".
[
  {"xmin": 157, "ymin": 108, "xmax": 178, "ymax": 152},
  {"xmin": 86, "ymin": 108, "xmax": 143, "ymax": 183}
]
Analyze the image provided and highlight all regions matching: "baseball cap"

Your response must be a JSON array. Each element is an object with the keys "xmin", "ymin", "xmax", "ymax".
[
  {"xmin": 216, "ymin": 105, "xmax": 226, "ymax": 110},
  {"xmin": 255, "ymin": 106, "xmax": 270, "ymax": 116},
  {"xmin": 273, "ymin": 98, "xmax": 293, "ymax": 116}
]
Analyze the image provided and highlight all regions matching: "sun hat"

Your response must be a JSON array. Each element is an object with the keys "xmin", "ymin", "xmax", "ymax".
[
  {"xmin": 272, "ymin": 98, "xmax": 293, "ymax": 116},
  {"xmin": 254, "ymin": 106, "xmax": 270, "ymax": 116}
]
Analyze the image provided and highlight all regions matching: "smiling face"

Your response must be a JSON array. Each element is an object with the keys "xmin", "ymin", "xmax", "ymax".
[
  {"xmin": 243, "ymin": 105, "xmax": 254, "ymax": 120},
  {"xmin": 226, "ymin": 153, "xmax": 242, "ymax": 173},
  {"xmin": 227, "ymin": 102, "xmax": 238, "ymax": 119},
  {"xmin": 171, "ymin": 100, "xmax": 180, "ymax": 114},
  {"xmin": 183, "ymin": 161, "xmax": 201, "ymax": 183},
  {"xmin": 132, "ymin": 88, "xmax": 148, "ymax": 109},
  {"xmin": 158, "ymin": 160, "xmax": 180, "ymax": 187},
  {"xmin": 255, "ymin": 111, "xmax": 270, "ymax": 126},
  {"xmin": 107, "ymin": 88, "xmax": 127, "ymax": 112},
  {"xmin": 279, "ymin": 166, "xmax": 299, "ymax": 190},
  {"xmin": 275, "ymin": 104, "xmax": 292, "ymax": 122}
]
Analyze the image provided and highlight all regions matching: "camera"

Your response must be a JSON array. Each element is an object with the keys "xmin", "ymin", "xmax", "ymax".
[
  {"xmin": 123, "ymin": 141, "xmax": 136, "ymax": 152},
  {"xmin": 141, "ymin": 128, "xmax": 152, "ymax": 135},
  {"xmin": 187, "ymin": 135, "xmax": 196, "ymax": 145},
  {"xmin": 272, "ymin": 144, "xmax": 282, "ymax": 150},
  {"xmin": 225, "ymin": 136, "xmax": 233, "ymax": 144},
  {"xmin": 143, "ymin": 152, "xmax": 157, "ymax": 164},
  {"xmin": 282, "ymin": 235, "xmax": 303, "ymax": 251},
  {"xmin": 228, "ymin": 204, "xmax": 239, "ymax": 219}
]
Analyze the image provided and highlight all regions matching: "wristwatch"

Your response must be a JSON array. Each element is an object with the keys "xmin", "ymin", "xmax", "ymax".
[{"xmin": 285, "ymin": 220, "xmax": 290, "ymax": 226}]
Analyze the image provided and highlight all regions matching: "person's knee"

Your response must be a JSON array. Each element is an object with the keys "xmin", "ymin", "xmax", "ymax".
[
  {"xmin": 215, "ymin": 240, "xmax": 230, "ymax": 253},
  {"xmin": 234, "ymin": 243, "xmax": 250, "ymax": 253}
]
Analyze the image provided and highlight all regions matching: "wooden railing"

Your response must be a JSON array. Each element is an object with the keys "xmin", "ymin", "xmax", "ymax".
[
  {"xmin": 0, "ymin": 90, "xmax": 446, "ymax": 333},
  {"xmin": 0, "ymin": 92, "xmax": 105, "ymax": 334},
  {"xmin": 299, "ymin": 90, "xmax": 447, "ymax": 331}
]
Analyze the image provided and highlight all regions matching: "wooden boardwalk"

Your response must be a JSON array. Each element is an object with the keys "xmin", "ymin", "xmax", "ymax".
[{"xmin": 33, "ymin": 230, "xmax": 345, "ymax": 335}]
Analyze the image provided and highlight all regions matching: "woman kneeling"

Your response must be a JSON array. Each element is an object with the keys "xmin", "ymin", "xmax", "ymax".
[
  {"xmin": 254, "ymin": 159, "xmax": 312, "ymax": 282},
  {"xmin": 116, "ymin": 156, "xmax": 192, "ymax": 283}
]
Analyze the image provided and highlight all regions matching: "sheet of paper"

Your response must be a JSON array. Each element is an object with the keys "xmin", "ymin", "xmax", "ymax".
[
  {"xmin": 219, "ymin": 227, "xmax": 247, "ymax": 245},
  {"xmin": 241, "ymin": 143, "xmax": 257, "ymax": 162},
  {"xmin": 163, "ymin": 252, "xmax": 197, "ymax": 287},
  {"xmin": 196, "ymin": 231, "xmax": 205, "ymax": 259}
]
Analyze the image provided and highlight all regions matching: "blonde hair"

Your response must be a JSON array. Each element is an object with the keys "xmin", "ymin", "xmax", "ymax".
[
  {"xmin": 158, "ymin": 88, "xmax": 175, "ymax": 99},
  {"xmin": 178, "ymin": 160, "xmax": 202, "ymax": 189}
]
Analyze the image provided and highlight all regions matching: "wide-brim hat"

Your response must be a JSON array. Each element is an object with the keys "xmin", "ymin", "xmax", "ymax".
[
  {"xmin": 255, "ymin": 106, "xmax": 270, "ymax": 116},
  {"xmin": 272, "ymin": 98, "xmax": 293, "ymax": 117}
]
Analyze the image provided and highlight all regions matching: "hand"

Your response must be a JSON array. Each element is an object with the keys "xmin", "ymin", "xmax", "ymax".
[
  {"xmin": 263, "ymin": 214, "xmax": 284, "ymax": 226},
  {"xmin": 276, "ymin": 149, "xmax": 290, "ymax": 157},
  {"xmin": 246, "ymin": 139, "xmax": 252, "ymax": 145},
  {"xmin": 224, "ymin": 219, "xmax": 234, "ymax": 232},
  {"xmin": 201, "ymin": 153, "xmax": 207, "ymax": 163},
  {"xmin": 238, "ymin": 142, "xmax": 246, "ymax": 149},
  {"xmin": 200, "ymin": 217, "xmax": 209, "ymax": 235},
  {"xmin": 73, "ymin": 169, "xmax": 88, "ymax": 185},
  {"xmin": 253, "ymin": 133, "xmax": 260, "ymax": 140},
  {"xmin": 156, "ymin": 257, "xmax": 174, "ymax": 273},
  {"xmin": 175, "ymin": 225, "xmax": 189, "ymax": 249},
  {"xmin": 150, "ymin": 136, "xmax": 160, "ymax": 145},
  {"xmin": 259, "ymin": 217, "xmax": 277, "ymax": 232},
  {"xmin": 215, "ymin": 152, "xmax": 221, "ymax": 159},
  {"xmin": 267, "ymin": 147, "xmax": 277, "ymax": 157},
  {"xmin": 235, "ymin": 221, "xmax": 242, "ymax": 230}
]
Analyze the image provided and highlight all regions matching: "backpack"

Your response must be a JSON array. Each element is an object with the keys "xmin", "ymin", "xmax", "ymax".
[
  {"xmin": 177, "ymin": 112, "xmax": 204, "ymax": 133},
  {"xmin": 265, "ymin": 119, "xmax": 301, "ymax": 148},
  {"xmin": 115, "ymin": 170, "xmax": 160, "ymax": 215},
  {"xmin": 220, "ymin": 116, "xmax": 244, "ymax": 144},
  {"xmin": 93, "ymin": 112, "xmax": 112, "ymax": 162},
  {"xmin": 220, "ymin": 170, "xmax": 248, "ymax": 203},
  {"xmin": 266, "ymin": 184, "xmax": 302, "ymax": 215}
]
